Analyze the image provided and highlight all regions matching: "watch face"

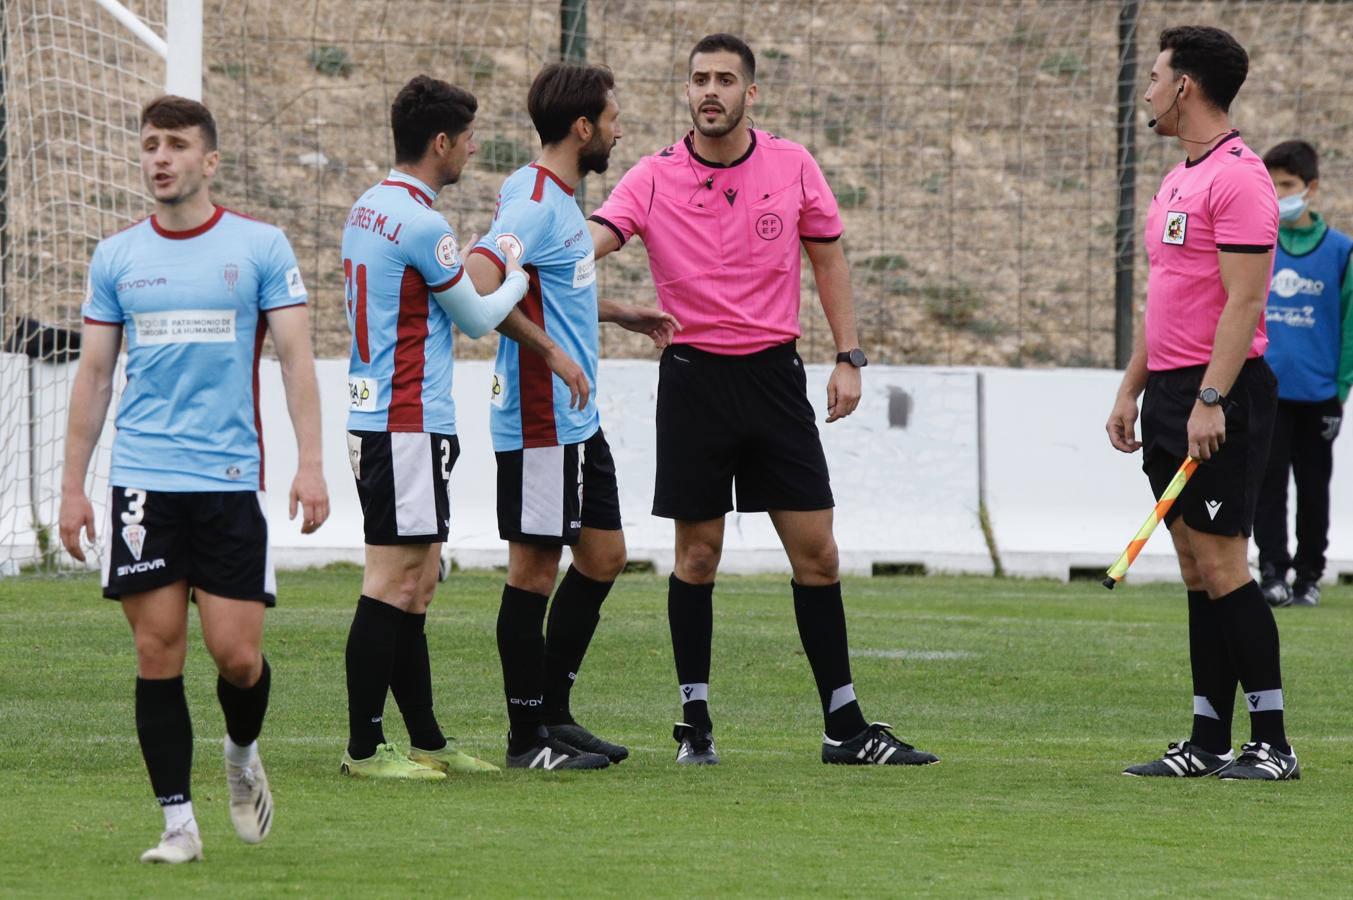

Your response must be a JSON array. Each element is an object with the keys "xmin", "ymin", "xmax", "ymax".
[
  {"xmin": 1199, "ymin": 388, "xmax": 1220, "ymax": 406},
  {"xmin": 849, "ymin": 348, "xmax": 868, "ymax": 367}
]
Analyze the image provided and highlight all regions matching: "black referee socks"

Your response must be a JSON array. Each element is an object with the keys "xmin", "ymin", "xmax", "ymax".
[
  {"xmin": 1186, "ymin": 590, "xmax": 1235, "ymax": 755},
  {"xmin": 216, "ymin": 656, "xmax": 271, "ymax": 748},
  {"xmin": 793, "ymin": 581, "xmax": 869, "ymax": 741},
  {"xmin": 498, "ymin": 585, "xmax": 549, "ymax": 755},
  {"xmin": 344, "ymin": 594, "xmax": 403, "ymax": 760},
  {"xmin": 1214, "ymin": 580, "xmax": 1289, "ymax": 752},
  {"xmin": 543, "ymin": 565, "xmax": 613, "ymax": 727},
  {"xmin": 668, "ymin": 574, "xmax": 714, "ymax": 731},
  {"xmin": 389, "ymin": 611, "xmax": 445, "ymax": 752},
  {"xmin": 135, "ymin": 675, "xmax": 194, "ymax": 807}
]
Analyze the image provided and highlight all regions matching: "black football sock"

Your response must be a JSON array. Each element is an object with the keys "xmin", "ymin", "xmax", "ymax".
[
  {"xmin": 344, "ymin": 595, "xmax": 403, "ymax": 759},
  {"xmin": 498, "ymin": 585, "xmax": 549, "ymax": 755},
  {"xmin": 216, "ymin": 656, "xmax": 271, "ymax": 749},
  {"xmin": 542, "ymin": 565, "xmax": 613, "ymax": 727},
  {"xmin": 793, "ymin": 580, "xmax": 870, "ymax": 741},
  {"xmin": 135, "ymin": 675, "xmax": 194, "ymax": 808},
  {"xmin": 389, "ymin": 611, "xmax": 446, "ymax": 751},
  {"xmin": 1214, "ymin": 581, "xmax": 1289, "ymax": 752},
  {"xmin": 1186, "ymin": 590, "xmax": 1235, "ymax": 754},
  {"xmin": 668, "ymin": 574, "xmax": 714, "ymax": 731}
]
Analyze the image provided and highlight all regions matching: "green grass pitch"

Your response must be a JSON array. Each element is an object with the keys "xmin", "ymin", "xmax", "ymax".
[{"xmin": 1, "ymin": 568, "xmax": 1351, "ymax": 896}]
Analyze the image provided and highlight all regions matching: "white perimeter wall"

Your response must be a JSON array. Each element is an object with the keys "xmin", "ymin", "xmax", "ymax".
[{"xmin": 4, "ymin": 354, "xmax": 1352, "ymax": 582}]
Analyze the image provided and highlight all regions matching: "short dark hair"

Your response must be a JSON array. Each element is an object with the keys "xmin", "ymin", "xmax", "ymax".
[
  {"xmin": 391, "ymin": 75, "xmax": 477, "ymax": 163},
  {"xmin": 527, "ymin": 63, "xmax": 615, "ymax": 146},
  {"xmin": 1263, "ymin": 140, "xmax": 1319, "ymax": 184},
  {"xmin": 141, "ymin": 95, "xmax": 217, "ymax": 150},
  {"xmin": 1159, "ymin": 26, "xmax": 1248, "ymax": 112},
  {"xmin": 689, "ymin": 33, "xmax": 756, "ymax": 83}
]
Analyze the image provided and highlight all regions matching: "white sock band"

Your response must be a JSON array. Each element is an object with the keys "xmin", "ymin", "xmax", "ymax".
[
  {"xmin": 828, "ymin": 683, "xmax": 857, "ymax": 714},
  {"xmin": 680, "ymin": 683, "xmax": 708, "ymax": 704},
  {"xmin": 1193, "ymin": 695, "xmax": 1220, "ymax": 720},
  {"xmin": 224, "ymin": 737, "xmax": 258, "ymax": 767},
  {"xmin": 1243, "ymin": 688, "xmax": 1283, "ymax": 712},
  {"xmin": 163, "ymin": 801, "xmax": 196, "ymax": 832}
]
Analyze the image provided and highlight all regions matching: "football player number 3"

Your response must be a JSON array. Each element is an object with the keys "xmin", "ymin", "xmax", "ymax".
[
  {"xmin": 343, "ymin": 258, "xmax": 370, "ymax": 363},
  {"xmin": 121, "ymin": 488, "xmax": 147, "ymax": 526}
]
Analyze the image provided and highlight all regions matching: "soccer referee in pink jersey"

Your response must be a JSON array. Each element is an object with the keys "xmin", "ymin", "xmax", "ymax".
[
  {"xmin": 1107, "ymin": 26, "xmax": 1297, "ymax": 780},
  {"xmin": 589, "ymin": 34, "xmax": 937, "ymax": 767}
]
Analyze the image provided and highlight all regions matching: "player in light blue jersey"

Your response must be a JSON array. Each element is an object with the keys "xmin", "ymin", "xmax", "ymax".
[
  {"xmin": 467, "ymin": 63, "xmax": 679, "ymax": 770},
  {"xmin": 58, "ymin": 96, "xmax": 330, "ymax": 863},
  {"xmin": 339, "ymin": 75, "xmax": 562, "ymax": 781}
]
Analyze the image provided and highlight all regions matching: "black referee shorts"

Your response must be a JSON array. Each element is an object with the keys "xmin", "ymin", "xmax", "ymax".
[
  {"xmin": 653, "ymin": 341, "xmax": 834, "ymax": 521},
  {"xmin": 1140, "ymin": 357, "xmax": 1277, "ymax": 537}
]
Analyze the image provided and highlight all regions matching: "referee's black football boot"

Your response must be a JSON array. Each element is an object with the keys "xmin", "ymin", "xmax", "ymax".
[
  {"xmin": 1260, "ymin": 575, "xmax": 1293, "ymax": 608},
  {"xmin": 1290, "ymin": 580, "xmax": 1320, "ymax": 608},
  {"xmin": 545, "ymin": 722, "xmax": 629, "ymax": 764},
  {"xmin": 1122, "ymin": 740, "xmax": 1234, "ymax": 777},
  {"xmin": 1217, "ymin": 741, "xmax": 1300, "ymax": 781},
  {"xmin": 821, "ymin": 723, "xmax": 939, "ymax": 766},
  {"xmin": 673, "ymin": 723, "xmax": 719, "ymax": 765},
  {"xmin": 505, "ymin": 735, "xmax": 610, "ymax": 771}
]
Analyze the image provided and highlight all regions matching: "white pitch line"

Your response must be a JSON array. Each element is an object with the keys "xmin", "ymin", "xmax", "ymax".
[{"xmin": 851, "ymin": 649, "xmax": 978, "ymax": 660}]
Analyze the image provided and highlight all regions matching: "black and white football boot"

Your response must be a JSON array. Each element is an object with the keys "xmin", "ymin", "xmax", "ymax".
[
  {"xmin": 1217, "ymin": 742, "xmax": 1300, "ymax": 781},
  {"xmin": 673, "ymin": 722, "xmax": 719, "ymax": 765},
  {"xmin": 821, "ymin": 723, "xmax": 939, "ymax": 766},
  {"xmin": 505, "ymin": 736, "xmax": 610, "ymax": 771},
  {"xmin": 1122, "ymin": 740, "xmax": 1234, "ymax": 777},
  {"xmin": 546, "ymin": 722, "xmax": 629, "ymax": 764}
]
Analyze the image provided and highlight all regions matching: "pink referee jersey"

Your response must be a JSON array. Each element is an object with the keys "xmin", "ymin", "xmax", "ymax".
[
  {"xmin": 1144, "ymin": 131, "xmax": 1277, "ymax": 371},
  {"xmin": 591, "ymin": 129, "xmax": 842, "ymax": 355}
]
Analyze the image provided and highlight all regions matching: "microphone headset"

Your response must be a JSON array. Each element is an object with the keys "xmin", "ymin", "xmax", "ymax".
[{"xmin": 1148, "ymin": 84, "xmax": 1184, "ymax": 129}]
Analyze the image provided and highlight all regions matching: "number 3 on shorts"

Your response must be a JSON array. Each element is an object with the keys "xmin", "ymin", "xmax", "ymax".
[{"xmin": 121, "ymin": 488, "xmax": 147, "ymax": 525}]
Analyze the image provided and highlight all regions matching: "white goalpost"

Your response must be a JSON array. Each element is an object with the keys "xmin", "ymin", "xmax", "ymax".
[{"xmin": 0, "ymin": 0, "xmax": 201, "ymax": 574}]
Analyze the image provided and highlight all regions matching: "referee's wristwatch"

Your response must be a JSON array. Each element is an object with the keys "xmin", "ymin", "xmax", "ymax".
[
  {"xmin": 836, "ymin": 348, "xmax": 868, "ymax": 368},
  {"xmin": 1197, "ymin": 387, "xmax": 1224, "ymax": 407}
]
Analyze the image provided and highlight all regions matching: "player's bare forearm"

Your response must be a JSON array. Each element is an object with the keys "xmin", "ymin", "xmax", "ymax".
[
  {"xmin": 498, "ymin": 307, "xmax": 557, "ymax": 356},
  {"xmin": 61, "ymin": 324, "xmax": 120, "ymax": 492},
  {"xmin": 1116, "ymin": 316, "xmax": 1149, "ymax": 400},
  {"xmin": 804, "ymin": 239, "xmax": 859, "ymax": 351},
  {"xmin": 1204, "ymin": 250, "xmax": 1273, "ymax": 394},
  {"xmin": 268, "ymin": 306, "xmax": 324, "ymax": 470}
]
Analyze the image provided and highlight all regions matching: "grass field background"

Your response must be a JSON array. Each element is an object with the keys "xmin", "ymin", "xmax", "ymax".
[{"xmin": 1, "ymin": 567, "xmax": 1350, "ymax": 897}]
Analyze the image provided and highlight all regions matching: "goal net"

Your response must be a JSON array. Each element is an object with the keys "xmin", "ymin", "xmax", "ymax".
[{"xmin": 1, "ymin": 0, "xmax": 168, "ymax": 572}]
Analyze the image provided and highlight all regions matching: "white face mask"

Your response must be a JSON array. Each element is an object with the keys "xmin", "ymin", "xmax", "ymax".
[{"xmin": 1278, "ymin": 189, "xmax": 1310, "ymax": 223}]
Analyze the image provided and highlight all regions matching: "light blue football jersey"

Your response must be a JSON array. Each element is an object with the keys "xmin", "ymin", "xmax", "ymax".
[
  {"xmin": 82, "ymin": 206, "xmax": 307, "ymax": 492},
  {"xmin": 473, "ymin": 163, "xmax": 600, "ymax": 451},
  {"xmin": 342, "ymin": 170, "xmax": 465, "ymax": 434}
]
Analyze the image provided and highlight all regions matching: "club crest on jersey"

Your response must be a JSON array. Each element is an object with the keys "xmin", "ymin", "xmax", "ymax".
[
  {"xmin": 756, "ymin": 213, "xmax": 783, "ymax": 241},
  {"xmin": 121, "ymin": 524, "xmax": 147, "ymax": 561},
  {"xmin": 435, "ymin": 234, "xmax": 460, "ymax": 270},
  {"xmin": 222, "ymin": 263, "xmax": 240, "ymax": 294},
  {"xmin": 1163, "ymin": 211, "xmax": 1187, "ymax": 245}
]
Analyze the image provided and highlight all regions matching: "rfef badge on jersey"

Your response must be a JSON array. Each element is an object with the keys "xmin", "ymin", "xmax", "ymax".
[{"xmin": 1163, "ymin": 211, "xmax": 1187, "ymax": 245}]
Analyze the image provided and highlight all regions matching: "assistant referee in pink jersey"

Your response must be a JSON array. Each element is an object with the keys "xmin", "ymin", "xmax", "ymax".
[
  {"xmin": 1107, "ymin": 26, "xmax": 1297, "ymax": 780},
  {"xmin": 588, "ymin": 33, "xmax": 937, "ymax": 767}
]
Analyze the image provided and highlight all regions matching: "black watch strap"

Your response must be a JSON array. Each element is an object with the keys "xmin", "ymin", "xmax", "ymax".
[{"xmin": 836, "ymin": 348, "xmax": 868, "ymax": 367}]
